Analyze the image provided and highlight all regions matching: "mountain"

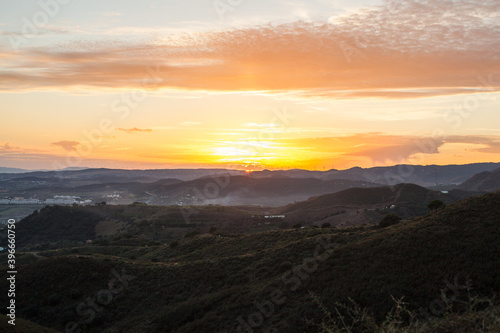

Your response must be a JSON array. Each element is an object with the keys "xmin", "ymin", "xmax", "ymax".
[
  {"xmin": 0, "ymin": 167, "xmax": 31, "ymax": 173},
  {"xmin": 0, "ymin": 168, "xmax": 245, "ymax": 183},
  {"xmin": 1, "ymin": 163, "xmax": 498, "ymax": 207},
  {"xmin": 1, "ymin": 192, "xmax": 499, "ymax": 332},
  {"xmin": 280, "ymin": 183, "xmax": 475, "ymax": 226},
  {"xmin": 458, "ymin": 167, "xmax": 500, "ymax": 192},
  {"xmin": 250, "ymin": 163, "xmax": 500, "ymax": 186}
]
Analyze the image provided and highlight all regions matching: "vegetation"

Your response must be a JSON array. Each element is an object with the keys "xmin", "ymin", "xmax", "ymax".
[
  {"xmin": 428, "ymin": 199, "xmax": 446, "ymax": 211},
  {"xmin": 0, "ymin": 192, "xmax": 498, "ymax": 332},
  {"xmin": 378, "ymin": 213, "xmax": 402, "ymax": 228}
]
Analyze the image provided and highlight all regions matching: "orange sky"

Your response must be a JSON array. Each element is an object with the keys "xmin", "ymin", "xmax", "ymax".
[{"xmin": 0, "ymin": 0, "xmax": 499, "ymax": 170}]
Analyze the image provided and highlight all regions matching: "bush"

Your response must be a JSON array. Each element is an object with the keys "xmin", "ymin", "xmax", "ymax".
[
  {"xmin": 428, "ymin": 200, "xmax": 445, "ymax": 211},
  {"xmin": 379, "ymin": 214, "xmax": 402, "ymax": 228},
  {"xmin": 170, "ymin": 241, "xmax": 179, "ymax": 248},
  {"xmin": 293, "ymin": 223, "xmax": 302, "ymax": 229},
  {"xmin": 209, "ymin": 226, "xmax": 218, "ymax": 234},
  {"xmin": 321, "ymin": 222, "xmax": 331, "ymax": 228}
]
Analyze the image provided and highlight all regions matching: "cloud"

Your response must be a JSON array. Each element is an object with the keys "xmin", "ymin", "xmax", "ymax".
[
  {"xmin": 282, "ymin": 133, "xmax": 500, "ymax": 165},
  {"xmin": 0, "ymin": 142, "xmax": 19, "ymax": 151},
  {"xmin": 117, "ymin": 127, "xmax": 153, "ymax": 134},
  {"xmin": 0, "ymin": 0, "xmax": 498, "ymax": 98},
  {"xmin": 445, "ymin": 135, "xmax": 500, "ymax": 154},
  {"xmin": 51, "ymin": 141, "xmax": 80, "ymax": 151}
]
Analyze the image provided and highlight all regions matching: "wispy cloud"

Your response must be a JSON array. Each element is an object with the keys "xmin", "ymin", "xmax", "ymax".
[
  {"xmin": 51, "ymin": 141, "xmax": 80, "ymax": 151},
  {"xmin": 0, "ymin": 0, "xmax": 498, "ymax": 98},
  {"xmin": 0, "ymin": 142, "xmax": 19, "ymax": 151},
  {"xmin": 282, "ymin": 133, "xmax": 500, "ymax": 165},
  {"xmin": 117, "ymin": 127, "xmax": 153, "ymax": 134}
]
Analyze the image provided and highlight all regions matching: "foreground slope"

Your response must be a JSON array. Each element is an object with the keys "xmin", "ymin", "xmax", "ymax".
[{"xmin": 1, "ymin": 192, "xmax": 499, "ymax": 332}]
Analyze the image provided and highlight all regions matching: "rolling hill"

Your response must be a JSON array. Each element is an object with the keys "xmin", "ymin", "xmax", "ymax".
[
  {"xmin": 1, "ymin": 191, "xmax": 499, "ymax": 332},
  {"xmin": 458, "ymin": 167, "xmax": 500, "ymax": 192},
  {"xmin": 280, "ymin": 183, "xmax": 475, "ymax": 226},
  {"xmin": 145, "ymin": 175, "xmax": 378, "ymax": 206}
]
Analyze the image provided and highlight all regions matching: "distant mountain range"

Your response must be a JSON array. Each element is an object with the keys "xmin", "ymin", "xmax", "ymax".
[
  {"xmin": 251, "ymin": 162, "xmax": 500, "ymax": 186},
  {"xmin": 0, "ymin": 167, "xmax": 35, "ymax": 174},
  {"xmin": 0, "ymin": 163, "xmax": 499, "ymax": 207},
  {"xmin": 2, "ymin": 162, "xmax": 500, "ymax": 184}
]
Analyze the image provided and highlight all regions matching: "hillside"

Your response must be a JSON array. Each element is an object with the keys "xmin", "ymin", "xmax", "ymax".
[
  {"xmin": 6, "ymin": 203, "xmax": 278, "ymax": 250},
  {"xmin": 458, "ymin": 167, "xmax": 500, "ymax": 192},
  {"xmin": 146, "ymin": 175, "xmax": 377, "ymax": 206},
  {"xmin": 1, "ymin": 192, "xmax": 499, "ymax": 332},
  {"xmin": 280, "ymin": 183, "xmax": 474, "ymax": 226}
]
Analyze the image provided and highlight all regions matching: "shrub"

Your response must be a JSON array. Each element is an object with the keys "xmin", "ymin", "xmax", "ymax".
[
  {"xmin": 170, "ymin": 241, "xmax": 179, "ymax": 248},
  {"xmin": 293, "ymin": 223, "xmax": 302, "ymax": 229},
  {"xmin": 428, "ymin": 200, "xmax": 446, "ymax": 211},
  {"xmin": 321, "ymin": 222, "xmax": 331, "ymax": 228},
  {"xmin": 379, "ymin": 214, "xmax": 402, "ymax": 228}
]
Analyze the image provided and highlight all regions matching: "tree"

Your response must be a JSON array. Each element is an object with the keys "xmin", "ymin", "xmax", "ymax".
[
  {"xmin": 379, "ymin": 214, "xmax": 401, "ymax": 228},
  {"xmin": 428, "ymin": 200, "xmax": 445, "ymax": 211}
]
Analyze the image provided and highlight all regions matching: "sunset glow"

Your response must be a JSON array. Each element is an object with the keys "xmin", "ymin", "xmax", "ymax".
[{"xmin": 1, "ymin": 0, "xmax": 499, "ymax": 170}]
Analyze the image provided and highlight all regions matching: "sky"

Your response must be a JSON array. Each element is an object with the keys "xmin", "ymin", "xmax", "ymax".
[{"xmin": 0, "ymin": 0, "xmax": 499, "ymax": 171}]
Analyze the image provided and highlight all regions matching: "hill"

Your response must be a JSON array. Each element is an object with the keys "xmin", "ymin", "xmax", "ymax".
[
  {"xmin": 1, "ymin": 163, "xmax": 497, "ymax": 207},
  {"xmin": 7, "ymin": 203, "xmax": 275, "ymax": 250},
  {"xmin": 280, "ymin": 183, "xmax": 474, "ymax": 226},
  {"xmin": 146, "ymin": 175, "xmax": 378, "ymax": 206},
  {"xmin": 1, "ymin": 192, "xmax": 499, "ymax": 332},
  {"xmin": 458, "ymin": 167, "xmax": 500, "ymax": 192}
]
